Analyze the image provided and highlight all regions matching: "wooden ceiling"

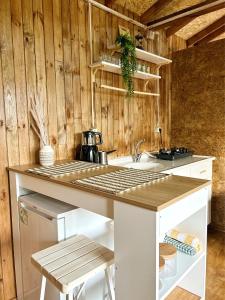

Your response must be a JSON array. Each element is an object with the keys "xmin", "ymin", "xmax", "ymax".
[{"xmin": 105, "ymin": 0, "xmax": 225, "ymax": 46}]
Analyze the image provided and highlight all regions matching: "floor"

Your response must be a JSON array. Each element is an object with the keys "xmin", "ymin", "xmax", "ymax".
[{"xmin": 167, "ymin": 228, "xmax": 225, "ymax": 300}]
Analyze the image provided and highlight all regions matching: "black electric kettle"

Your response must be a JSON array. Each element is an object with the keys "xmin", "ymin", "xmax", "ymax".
[
  {"xmin": 80, "ymin": 129, "xmax": 103, "ymax": 163},
  {"xmin": 82, "ymin": 129, "xmax": 103, "ymax": 146}
]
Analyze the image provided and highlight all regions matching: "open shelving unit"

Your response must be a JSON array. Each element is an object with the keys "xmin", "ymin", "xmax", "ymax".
[
  {"xmin": 157, "ymin": 190, "xmax": 208, "ymax": 300},
  {"xmin": 89, "ymin": 44, "xmax": 173, "ymax": 107},
  {"xmin": 159, "ymin": 251, "xmax": 205, "ymax": 299},
  {"xmin": 87, "ymin": 0, "xmax": 172, "ymax": 129},
  {"xmin": 114, "ymin": 179, "xmax": 208, "ymax": 300},
  {"xmin": 89, "ymin": 50, "xmax": 171, "ymax": 98}
]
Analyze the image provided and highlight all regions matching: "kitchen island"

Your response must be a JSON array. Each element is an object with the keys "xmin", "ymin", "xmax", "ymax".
[{"xmin": 8, "ymin": 161, "xmax": 210, "ymax": 300}]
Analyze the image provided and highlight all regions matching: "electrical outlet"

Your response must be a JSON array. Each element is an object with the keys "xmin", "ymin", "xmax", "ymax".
[
  {"xmin": 146, "ymin": 31, "xmax": 155, "ymax": 40},
  {"xmin": 155, "ymin": 127, "xmax": 161, "ymax": 133}
]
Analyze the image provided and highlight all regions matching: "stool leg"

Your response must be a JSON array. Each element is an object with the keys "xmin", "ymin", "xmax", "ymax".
[
  {"xmin": 105, "ymin": 267, "xmax": 115, "ymax": 300},
  {"xmin": 66, "ymin": 292, "xmax": 73, "ymax": 300},
  {"xmin": 75, "ymin": 282, "xmax": 86, "ymax": 300},
  {"xmin": 40, "ymin": 276, "xmax": 46, "ymax": 300}
]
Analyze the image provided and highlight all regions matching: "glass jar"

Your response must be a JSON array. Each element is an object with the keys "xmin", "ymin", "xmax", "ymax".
[
  {"xmin": 159, "ymin": 243, "xmax": 177, "ymax": 278},
  {"xmin": 146, "ymin": 66, "xmax": 150, "ymax": 73},
  {"xmin": 137, "ymin": 63, "xmax": 142, "ymax": 72}
]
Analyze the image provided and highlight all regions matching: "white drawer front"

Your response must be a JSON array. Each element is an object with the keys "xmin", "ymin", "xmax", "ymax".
[
  {"xmin": 162, "ymin": 166, "xmax": 190, "ymax": 177},
  {"xmin": 189, "ymin": 161, "xmax": 212, "ymax": 180},
  {"xmin": 159, "ymin": 187, "xmax": 208, "ymax": 235}
]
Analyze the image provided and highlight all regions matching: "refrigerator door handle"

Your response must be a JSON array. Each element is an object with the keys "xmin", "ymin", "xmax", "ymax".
[{"xmin": 19, "ymin": 201, "xmax": 55, "ymax": 222}]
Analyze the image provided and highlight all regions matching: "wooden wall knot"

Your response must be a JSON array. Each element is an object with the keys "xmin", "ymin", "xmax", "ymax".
[
  {"xmin": 17, "ymin": 123, "xmax": 26, "ymax": 129},
  {"xmin": 0, "ymin": 120, "xmax": 4, "ymax": 127},
  {"xmin": 6, "ymin": 126, "xmax": 13, "ymax": 132},
  {"xmin": 66, "ymin": 108, "xmax": 71, "ymax": 119},
  {"xmin": 33, "ymin": 11, "xmax": 44, "ymax": 25},
  {"xmin": 59, "ymin": 65, "xmax": 64, "ymax": 73},
  {"xmin": 80, "ymin": 41, "xmax": 85, "ymax": 48},
  {"xmin": 0, "ymin": 190, "xmax": 7, "ymax": 201},
  {"xmin": 11, "ymin": 15, "xmax": 22, "ymax": 27},
  {"xmin": 46, "ymin": 61, "xmax": 54, "ymax": 68},
  {"xmin": 51, "ymin": 136, "xmax": 57, "ymax": 145},
  {"xmin": 24, "ymin": 33, "xmax": 34, "ymax": 45},
  {"xmin": 64, "ymin": 64, "xmax": 76, "ymax": 74},
  {"xmin": 73, "ymin": 68, "xmax": 79, "ymax": 75}
]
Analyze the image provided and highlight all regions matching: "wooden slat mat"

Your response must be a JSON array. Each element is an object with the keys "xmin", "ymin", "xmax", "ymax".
[
  {"xmin": 73, "ymin": 168, "xmax": 170, "ymax": 194},
  {"xmin": 26, "ymin": 161, "xmax": 106, "ymax": 178}
]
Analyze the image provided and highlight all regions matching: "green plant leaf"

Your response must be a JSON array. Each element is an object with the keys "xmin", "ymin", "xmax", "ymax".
[{"xmin": 116, "ymin": 33, "xmax": 137, "ymax": 97}]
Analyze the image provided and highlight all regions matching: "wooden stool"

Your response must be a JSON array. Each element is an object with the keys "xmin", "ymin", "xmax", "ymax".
[{"xmin": 31, "ymin": 235, "xmax": 115, "ymax": 300}]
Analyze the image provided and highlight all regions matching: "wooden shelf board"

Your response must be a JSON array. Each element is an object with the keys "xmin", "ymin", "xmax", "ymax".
[
  {"xmin": 159, "ymin": 251, "xmax": 205, "ymax": 300},
  {"xmin": 108, "ymin": 45, "xmax": 172, "ymax": 65},
  {"xmin": 90, "ymin": 61, "xmax": 161, "ymax": 80},
  {"xmin": 136, "ymin": 48, "xmax": 172, "ymax": 65},
  {"xmin": 100, "ymin": 84, "xmax": 160, "ymax": 97}
]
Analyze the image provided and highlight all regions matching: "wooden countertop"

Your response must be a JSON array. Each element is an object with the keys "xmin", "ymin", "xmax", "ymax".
[{"xmin": 8, "ymin": 160, "xmax": 210, "ymax": 212}]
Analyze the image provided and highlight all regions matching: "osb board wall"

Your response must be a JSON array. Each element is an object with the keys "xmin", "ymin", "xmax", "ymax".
[
  {"xmin": 171, "ymin": 39, "xmax": 225, "ymax": 231},
  {"xmin": 0, "ymin": 0, "xmax": 186, "ymax": 298},
  {"xmin": 113, "ymin": 0, "xmax": 157, "ymax": 15},
  {"xmin": 115, "ymin": 0, "xmax": 204, "ymax": 17}
]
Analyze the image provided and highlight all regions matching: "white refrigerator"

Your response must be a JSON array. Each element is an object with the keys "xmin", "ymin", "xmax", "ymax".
[{"xmin": 19, "ymin": 193, "xmax": 114, "ymax": 300}]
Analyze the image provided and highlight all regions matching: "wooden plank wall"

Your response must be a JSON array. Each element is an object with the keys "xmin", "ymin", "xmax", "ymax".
[
  {"xmin": 171, "ymin": 39, "xmax": 225, "ymax": 232},
  {"xmin": 0, "ymin": 0, "xmax": 186, "ymax": 298}
]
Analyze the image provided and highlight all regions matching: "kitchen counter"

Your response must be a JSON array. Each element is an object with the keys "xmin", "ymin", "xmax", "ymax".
[
  {"xmin": 109, "ymin": 154, "xmax": 215, "ymax": 173},
  {"xmin": 109, "ymin": 154, "xmax": 214, "ymax": 225},
  {"xmin": 8, "ymin": 160, "xmax": 210, "ymax": 212}
]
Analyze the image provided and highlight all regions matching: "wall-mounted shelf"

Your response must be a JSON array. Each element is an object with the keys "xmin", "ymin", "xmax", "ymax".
[
  {"xmin": 136, "ymin": 48, "xmax": 172, "ymax": 65},
  {"xmin": 108, "ymin": 45, "xmax": 172, "ymax": 65},
  {"xmin": 90, "ymin": 61, "xmax": 161, "ymax": 80}
]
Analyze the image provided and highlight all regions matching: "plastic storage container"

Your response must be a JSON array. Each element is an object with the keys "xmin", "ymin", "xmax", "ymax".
[
  {"xmin": 159, "ymin": 256, "xmax": 165, "ymax": 290},
  {"xmin": 159, "ymin": 243, "xmax": 177, "ymax": 279}
]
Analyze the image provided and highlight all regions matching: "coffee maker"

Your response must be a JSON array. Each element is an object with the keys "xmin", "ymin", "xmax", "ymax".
[{"xmin": 80, "ymin": 129, "xmax": 103, "ymax": 163}]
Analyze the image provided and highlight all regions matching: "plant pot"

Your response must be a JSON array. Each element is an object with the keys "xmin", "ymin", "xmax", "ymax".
[{"xmin": 39, "ymin": 145, "xmax": 54, "ymax": 166}]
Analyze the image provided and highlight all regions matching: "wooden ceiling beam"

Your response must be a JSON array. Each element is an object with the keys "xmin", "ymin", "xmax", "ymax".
[
  {"xmin": 141, "ymin": 0, "xmax": 173, "ymax": 24},
  {"xmin": 187, "ymin": 15, "xmax": 225, "ymax": 47},
  {"xmin": 166, "ymin": 16, "xmax": 196, "ymax": 38},
  {"xmin": 196, "ymin": 24, "xmax": 225, "ymax": 45},
  {"xmin": 145, "ymin": 0, "xmax": 225, "ymax": 29}
]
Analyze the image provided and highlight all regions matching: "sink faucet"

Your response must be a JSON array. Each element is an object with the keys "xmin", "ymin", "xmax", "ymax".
[{"xmin": 133, "ymin": 139, "xmax": 145, "ymax": 162}]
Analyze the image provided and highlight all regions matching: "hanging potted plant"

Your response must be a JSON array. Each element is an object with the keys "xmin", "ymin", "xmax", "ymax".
[{"xmin": 115, "ymin": 33, "xmax": 137, "ymax": 97}]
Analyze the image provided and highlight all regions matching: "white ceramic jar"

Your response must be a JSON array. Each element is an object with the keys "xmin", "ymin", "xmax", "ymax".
[{"xmin": 39, "ymin": 145, "xmax": 54, "ymax": 166}]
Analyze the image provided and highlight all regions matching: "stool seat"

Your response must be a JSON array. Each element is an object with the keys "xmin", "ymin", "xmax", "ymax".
[{"xmin": 31, "ymin": 235, "xmax": 114, "ymax": 295}]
